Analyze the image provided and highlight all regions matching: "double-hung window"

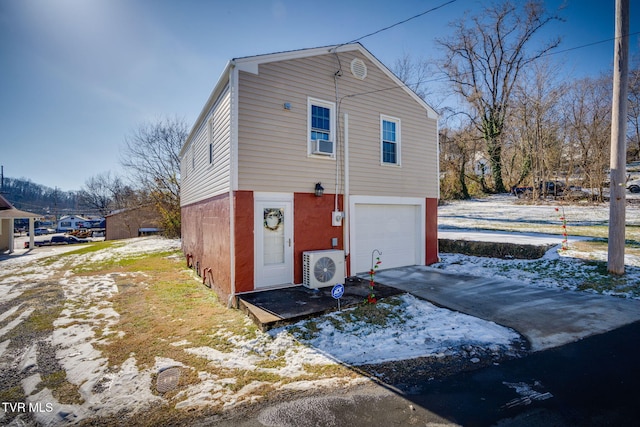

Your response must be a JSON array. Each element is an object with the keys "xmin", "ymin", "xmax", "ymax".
[
  {"xmin": 381, "ymin": 115, "xmax": 401, "ymax": 165},
  {"xmin": 308, "ymin": 98, "xmax": 335, "ymax": 157}
]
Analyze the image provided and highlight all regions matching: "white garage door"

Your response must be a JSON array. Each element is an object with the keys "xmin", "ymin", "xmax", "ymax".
[{"xmin": 353, "ymin": 203, "xmax": 421, "ymax": 274}]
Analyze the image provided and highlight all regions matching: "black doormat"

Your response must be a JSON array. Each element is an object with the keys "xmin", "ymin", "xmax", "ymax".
[{"xmin": 237, "ymin": 278, "xmax": 403, "ymax": 320}]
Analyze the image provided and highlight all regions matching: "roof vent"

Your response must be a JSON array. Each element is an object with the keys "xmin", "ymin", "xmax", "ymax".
[{"xmin": 350, "ymin": 58, "xmax": 367, "ymax": 80}]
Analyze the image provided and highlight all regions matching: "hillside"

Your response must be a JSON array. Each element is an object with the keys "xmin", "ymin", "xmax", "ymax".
[{"xmin": 0, "ymin": 177, "xmax": 78, "ymax": 216}]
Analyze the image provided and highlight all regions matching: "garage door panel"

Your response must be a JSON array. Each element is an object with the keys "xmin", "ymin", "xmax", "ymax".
[{"xmin": 354, "ymin": 204, "xmax": 420, "ymax": 274}]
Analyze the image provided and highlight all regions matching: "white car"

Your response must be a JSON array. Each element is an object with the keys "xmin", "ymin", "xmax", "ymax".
[{"xmin": 627, "ymin": 179, "xmax": 640, "ymax": 193}]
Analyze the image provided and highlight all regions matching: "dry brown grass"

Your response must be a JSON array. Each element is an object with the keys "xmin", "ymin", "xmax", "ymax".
[
  {"xmin": 93, "ymin": 255, "xmax": 253, "ymax": 371},
  {"xmin": 87, "ymin": 250, "xmax": 357, "ymax": 409}
]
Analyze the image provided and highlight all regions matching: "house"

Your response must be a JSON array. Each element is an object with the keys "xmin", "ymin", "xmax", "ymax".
[
  {"xmin": 180, "ymin": 43, "xmax": 439, "ymax": 303},
  {"xmin": 0, "ymin": 194, "xmax": 41, "ymax": 252},
  {"xmin": 105, "ymin": 205, "xmax": 162, "ymax": 240},
  {"xmin": 56, "ymin": 215, "xmax": 91, "ymax": 232}
]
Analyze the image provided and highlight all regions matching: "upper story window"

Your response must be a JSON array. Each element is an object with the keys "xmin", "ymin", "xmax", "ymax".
[
  {"xmin": 381, "ymin": 115, "xmax": 401, "ymax": 165},
  {"xmin": 208, "ymin": 117, "xmax": 214, "ymax": 166},
  {"xmin": 308, "ymin": 97, "xmax": 335, "ymax": 157}
]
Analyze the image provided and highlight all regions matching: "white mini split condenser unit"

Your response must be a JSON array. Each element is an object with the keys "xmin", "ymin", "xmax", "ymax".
[{"xmin": 302, "ymin": 250, "xmax": 345, "ymax": 289}]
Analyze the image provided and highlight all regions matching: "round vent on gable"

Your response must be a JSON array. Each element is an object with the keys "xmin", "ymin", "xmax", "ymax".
[{"xmin": 350, "ymin": 58, "xmax": 367, "ymax": 80}]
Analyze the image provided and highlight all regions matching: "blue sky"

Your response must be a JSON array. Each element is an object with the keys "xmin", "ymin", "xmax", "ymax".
[{"xmin": 0, "ymin": 0, "xmax": 637, "ymax": 192}]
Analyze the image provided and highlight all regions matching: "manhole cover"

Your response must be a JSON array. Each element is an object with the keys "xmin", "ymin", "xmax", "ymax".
[{"xmin": 156, "ymin": 367, "xmax": 182, "ymax": 393}]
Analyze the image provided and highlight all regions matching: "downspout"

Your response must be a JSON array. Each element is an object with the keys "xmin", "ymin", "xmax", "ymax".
[
  {"xmin": 343, "ymin": 112, "xmax": 350, "ymax": 274},
  {"xmin": 333, "ymin": 71, "xmax": 341, "ymax": 214}
]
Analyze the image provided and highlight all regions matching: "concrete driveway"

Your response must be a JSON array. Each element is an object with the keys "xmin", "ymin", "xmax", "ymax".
[{"xmin": 372, "ymin": 265, "xmax": 640, "ymax": 351}]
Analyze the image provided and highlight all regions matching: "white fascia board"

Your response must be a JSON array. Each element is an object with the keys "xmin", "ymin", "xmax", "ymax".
[
  {"xmin": 180, "ymin": 62, "xmax": 233, "ymax": 158},
  {"xmin": 231, "ymin": 44, "xmax": 362, "ymax": 75},
  {"xmin": 229, "ymin": 65, "xmax": 239, "ymax": 192}
]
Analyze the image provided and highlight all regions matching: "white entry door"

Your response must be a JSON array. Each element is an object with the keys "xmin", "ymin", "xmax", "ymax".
[{"xmin": 254, "ymin": 195, "xmax": 293, "ymax": 288}]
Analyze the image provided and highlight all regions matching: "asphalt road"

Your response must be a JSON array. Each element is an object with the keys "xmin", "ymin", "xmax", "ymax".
[
  {"xmin": 208, "ymin": 320, "xmax": 640, "ymax": 427},
  {"xmin": 404, "ymin": 319, "xmax": 640, "ymax": 426}
]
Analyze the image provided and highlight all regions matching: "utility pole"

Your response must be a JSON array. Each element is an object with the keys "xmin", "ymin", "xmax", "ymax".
[{"xmin": 608, "ymin": 0, "xmax": 629, "ymax": 275}]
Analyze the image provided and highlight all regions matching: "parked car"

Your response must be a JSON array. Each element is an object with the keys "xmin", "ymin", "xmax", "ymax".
[
  {"xmin": 52, "ymin": 235, "xmax": 90, "ymax": 244},
  {"xmin": 512, "ymin": 181, "xmax": 566, "ymax": 198},
  {"xmin": 34, "ymin": 235, "xmax": 90, "ymax": 246},
  {"xmin": 28, "ymin": 227, "xmax": 51, "ymax": 236},
  {"xmin": 627, "ymin": 179, "xmax": 640, "ymax": 193}
]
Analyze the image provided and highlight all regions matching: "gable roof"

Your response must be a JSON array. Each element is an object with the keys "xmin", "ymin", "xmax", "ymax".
[
  {"xmin": 0, "ymin": 194, "xmax": 41, "ymax": 219},
  {"xmin": 182, "ymin": 43, "xmax": 438, "ymax": 156}
]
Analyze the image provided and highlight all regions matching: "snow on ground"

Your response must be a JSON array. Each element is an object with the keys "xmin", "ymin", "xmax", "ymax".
[
  {"xmin": 270, "ymin": 293, "xmax": 521, "ymax": 366},
  {"xmin": 437, "ymin": 195, "xmax": 640, "ymax": 299},
  {"xmin": 1, "ymin": 236, "xmax": 525, "ymax": 423},
  {"xmin": 3, "ymin": 194, "xmax": 639, "ymax": 423},
  {"xmin": 439, "ymin": 193, "xmax": 640, "ymax": 228}
]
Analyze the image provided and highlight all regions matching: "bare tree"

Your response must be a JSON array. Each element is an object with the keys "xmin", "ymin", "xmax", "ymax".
[
  {"xmin": 78, "ymin": 171, "xmax": 132, "ymax": 217},
  {"xmin": 439, "ymin": 122, "xmax": 485, "ymax": 199},
  {"xmin": 507, "ymin": 61, "xmax": 566, "ymax": 197},
  {"xmin": 392, "ymin": 52, "xmax": 434, "ymax": 102},
  {"xmin": 436, "ymin": 0, "xmax": 563, "ymax": 193},
  {"xmin": 627, "ymin": 63, "xmax": 640, "ymax": 161},
  {"xmin": 120, "ymin": 116, "xmax": 188, "ymax": 238},
  {"xmin": 562, "ymin": 75, "xmax": 612, "ymax": 201}
]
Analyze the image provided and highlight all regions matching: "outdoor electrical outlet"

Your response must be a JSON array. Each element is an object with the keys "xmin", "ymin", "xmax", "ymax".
[
  {"xmin": 332, "ymin": 211, "xmax": 343, "ymax": 226},
  {"xmin": 332, "ymin": 237, "xmax": 338, "ymax": 247}
]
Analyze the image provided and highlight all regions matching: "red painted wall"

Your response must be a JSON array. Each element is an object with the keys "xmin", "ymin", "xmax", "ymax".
[
  {"xmin": 234, "ymin": 191, "xmax": 254, "ymax": 293},
  {"xmin": 425, "ymin": 197, "xmax": 439, "ymax": 264},
  {"xmin": 181, "ymin": 194, "xmax": 232, "ymax": 300},
  {"xmin": 293, "ymin": 193, "xmax": 344, "ymax": 284},
  {"xmin": 183, "ymin": 192, "xmax": 437, "ymax": 299}
]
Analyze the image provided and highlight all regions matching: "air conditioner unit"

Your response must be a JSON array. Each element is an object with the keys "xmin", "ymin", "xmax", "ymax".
[
  {"xmin": 303, "ymin": 250, "xmax": 345, "ymax": 289},
  {"xmin": 313, "ymin": 139, "xmax": 333, "ymax": 155}
]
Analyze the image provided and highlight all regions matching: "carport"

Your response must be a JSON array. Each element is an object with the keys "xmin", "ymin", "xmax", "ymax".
[{"xmin": 0, "ymin": 194, "xmax": 42, "ymax": 252}]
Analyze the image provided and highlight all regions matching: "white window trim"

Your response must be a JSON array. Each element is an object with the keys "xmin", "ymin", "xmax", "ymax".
[
  {"xmin": 380, "ymin": 115, "xmax": 401, "ymax": 166},
  {"xmin": 307, "ymin": 97, "xmax": 336, "ymax": 158}
]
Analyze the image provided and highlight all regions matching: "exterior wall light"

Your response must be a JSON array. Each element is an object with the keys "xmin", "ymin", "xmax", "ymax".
[{"xmin": 314, "ymin": 182, "xmax": 324, "ymax": 197}]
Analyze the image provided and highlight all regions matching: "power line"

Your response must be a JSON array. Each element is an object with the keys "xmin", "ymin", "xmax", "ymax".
[
  {"xmin": 539, "ymin": 31, "xmax": 640, "ymax": 59},
  {"xmin": 347, "ymin": 0, "xmax": 458, "ymax": 44},
  {"xmin": 343, "ymin": 32, "xmax": 640, "ymax": 103}
]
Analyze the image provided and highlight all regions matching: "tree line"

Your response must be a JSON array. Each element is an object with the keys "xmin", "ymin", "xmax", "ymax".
[
  {"xmin": 76, "ymin": 117, "xmax": 186, "ymax": 238},
  {"xmin": 4, "ymin": 117, "xmax": 185, "ymax": 239},
  {"xmin": 396, "ymin": 0, "xmax": 639, "ymax": 201},
  {"xmin": 1, "ymin": 178, "xmax": 77, "ymax": 216}
]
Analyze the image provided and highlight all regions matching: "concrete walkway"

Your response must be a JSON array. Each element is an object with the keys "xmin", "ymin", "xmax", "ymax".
[{"xmin": 373, "ymin": 265, "xmax": 640, "ymax": 352}]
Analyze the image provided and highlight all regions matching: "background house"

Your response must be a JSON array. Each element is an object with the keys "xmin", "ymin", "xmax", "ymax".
[
  {"xmin": 180, "ymin": 43, "xmax": 439, "ymax": 303},
  {"xmin": 105, "ymin": 205, "xmax": 162, "ymax": 240},
  {"xmin": 56, "ymin": 215, "xmax": 91, "ymax": 232}
]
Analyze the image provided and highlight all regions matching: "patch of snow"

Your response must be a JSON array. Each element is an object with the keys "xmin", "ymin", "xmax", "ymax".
[{"xmin": 271, "ymin": 294, "xmax": 521, "ymax": 366}]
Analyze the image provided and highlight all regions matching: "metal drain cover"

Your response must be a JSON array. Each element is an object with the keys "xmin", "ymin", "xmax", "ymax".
[{"xmin": 156, "ymin": 367, "xmax": 181, "ymax": 393}]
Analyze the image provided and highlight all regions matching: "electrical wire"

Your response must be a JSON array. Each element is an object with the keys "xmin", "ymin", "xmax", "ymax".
[
  {"xmin": 347, "ymin": 0, "xmax": 458, "ymax": 44},
  {"xmin": 341, "ymin": 31, "xmax": 640, "ymax": 103}
]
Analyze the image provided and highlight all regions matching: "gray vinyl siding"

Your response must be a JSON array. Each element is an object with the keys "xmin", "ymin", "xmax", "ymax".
[
  {"xmin": 181, "ymin": 86, "xmax": 232, "ymax": 206},
  {"xmin": 236, "ymin": 51, "xmax": 438, "ymax": 198}
]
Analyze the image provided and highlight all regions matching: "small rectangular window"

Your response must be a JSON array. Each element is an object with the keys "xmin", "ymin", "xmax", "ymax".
[
  {"xmin": 381, "ymin": 116, "xmax": 401, "ymax": 165},
  {"xmin": 207, "ymin": 117, "xmax": 214, "ymax": 166},
  {"xmin": 308, "ymin": 98, "xmax": 336, "ymax": 156}
]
